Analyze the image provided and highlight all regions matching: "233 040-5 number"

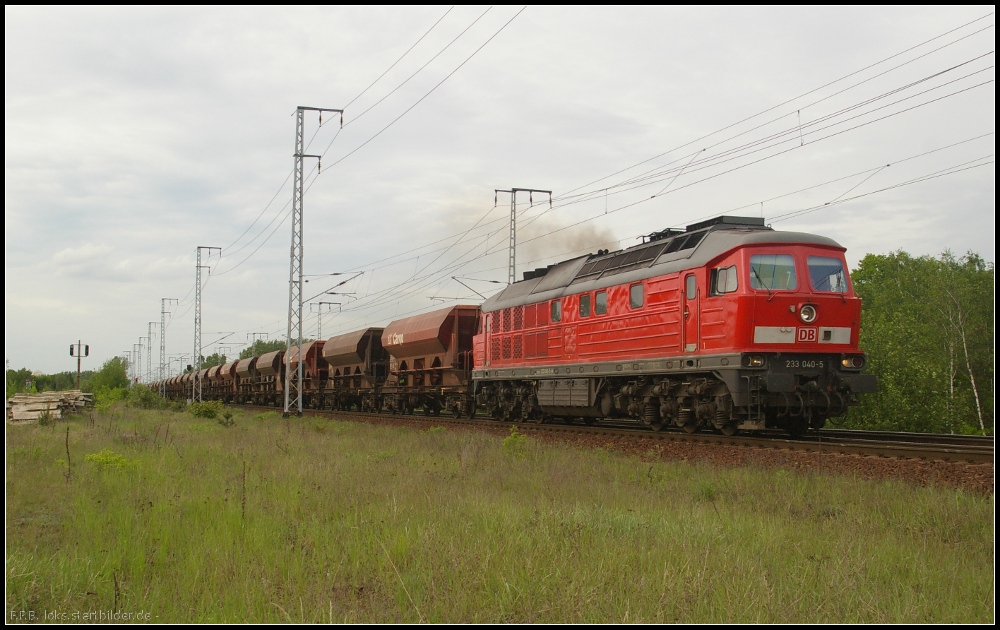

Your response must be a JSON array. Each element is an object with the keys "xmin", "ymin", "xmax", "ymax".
[{"xmin": 785, "ymin": 359, "xmax": 824, "ymax": 369}]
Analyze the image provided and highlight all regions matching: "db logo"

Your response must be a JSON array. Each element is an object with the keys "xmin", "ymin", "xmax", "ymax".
[{"xmin": 797, "ymin": 327, "xmax": 817, "ymax": 343}]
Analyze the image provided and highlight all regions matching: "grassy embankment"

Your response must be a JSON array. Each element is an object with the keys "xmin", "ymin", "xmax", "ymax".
[{"xmin": 6, "ymin": 406, "xmax": 994, "ymax": 623}]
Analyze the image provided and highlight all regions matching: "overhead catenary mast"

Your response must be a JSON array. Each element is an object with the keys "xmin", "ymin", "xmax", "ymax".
[
  {"xmin": 193, "ymin": 246, "xmax": 221, "ymax": 402},
  {"xmin": 494, "ymin": 188, "xmax": 552, "ymax": 284},
  {"xmin": 284, "ymin": 105, "xmax": 342, "ymax": 417},
  {"xmin": 160, "ymin": 298, "xmax": 178, "ymax": 395}
]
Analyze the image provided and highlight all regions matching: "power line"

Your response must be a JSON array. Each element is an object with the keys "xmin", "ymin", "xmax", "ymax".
[
  {"xmin": 343, "ymin": 6, "xmax": 455, "ymax": 111},
  {"xmin": 343, "ymin": 7, "xmax": 488, "ymax": 127},
  {"xmin": 553, "ymin": 11, "xmax": 994, "ymax": 202},
  {"xmin": 317, "ymin": 6, "xmax": 527, "ymax": 171}
]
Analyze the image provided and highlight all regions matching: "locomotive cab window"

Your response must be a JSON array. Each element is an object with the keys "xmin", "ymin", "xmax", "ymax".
[
  {"xmin": 808, "ymin": 256, "xmax": 849, "ymax": 293},
  {"xmin": 749, "ymin": 254, "xmax": 797, "ymax": 291},
  {"xmin": 595, "ymin": 291, "xmax": 608, "ymax": 315},
  {"xmin": 551, "ymin": 299, "xmax": 561, "ymax": 322},
  {"xmin": 710, "ymin": 265, "xmax": 739, "ymax": 296},
  {"xmin": 579, "ymin": 294, "xmax": 591, "ymax": 318},
  {"xmin": 629, "ymin": 283, "xmax": 644, "ymax": 309}
]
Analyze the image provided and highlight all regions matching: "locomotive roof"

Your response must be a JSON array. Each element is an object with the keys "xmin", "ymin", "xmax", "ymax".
[{"xmin": 481, "ymin": 216, "xmax": 843, "ymax": 313}]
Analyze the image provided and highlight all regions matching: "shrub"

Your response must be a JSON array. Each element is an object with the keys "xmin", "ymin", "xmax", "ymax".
[
  {"xmin": 217, "ymin": 410, "xmax": 236, "ymax": 428},
  {"xmin": 189, "ymin": 400, "xmax": 224, "ymax": 419},
  {"xmin": 84, "ymin": 448, "xmax": 138, "ymax": 472},
  {"xmin": 125, "ymin": 384, "xmax": 166, "ymax": 409},
  {"xmin": 501, "ymin": 425, "xmax": 527, "ymax": 459}
]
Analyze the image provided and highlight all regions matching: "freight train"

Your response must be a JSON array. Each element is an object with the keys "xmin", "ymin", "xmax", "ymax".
[{"xmin": 157, "ymin": 216, "xmax": 876, "ymax": 436}]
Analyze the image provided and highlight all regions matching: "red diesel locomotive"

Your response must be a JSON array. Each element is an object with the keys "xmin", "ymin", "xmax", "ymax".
[
  {"xmin": 158, "ymin": 215, "xmax": 875, "ymax": 436},
  {"xmin": 471, "ymin": 216, "xmax": 875, "ymax": 435}
]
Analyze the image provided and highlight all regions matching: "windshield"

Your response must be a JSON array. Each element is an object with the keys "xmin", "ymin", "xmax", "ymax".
[
  {"xmin": 808, "ymin": 256, "xmax": 849, "ymax": 292},
  {"xmin": 749, "ymin": 254, "xmax": 797, "ymax": 291}
]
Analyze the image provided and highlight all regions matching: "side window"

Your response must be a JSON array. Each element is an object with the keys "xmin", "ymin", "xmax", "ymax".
[
  {"xmin": 579, "ymin": 294, "xmax": 591, "ymax": 318},
  {"xmin": 629, "ymin": 284, "xmax": 643, "ymax": 309},
  {"xmin": 686, "ymin": 275, "xmax": 696, "ymax": 300},
  {"xmin": 710, "ymin": 265, "xmax": 739, "ymax": 296},
  {"xmin": 551, "ymin": 300, "xmax": 561, "ymax": 322},
  {"xmin": 485, "ymin": 314, "xmax": 491, "ymax": 333},
  {"xmin": 595, "ymin": 291, "xmax": 608, "ymax": 315}
]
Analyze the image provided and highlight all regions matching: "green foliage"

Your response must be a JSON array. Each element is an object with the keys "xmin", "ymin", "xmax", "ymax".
[
  {"xmin": 94, "ymin": 387, "xmax": 128, "ymax": 412},
  {"xmin": 201, "ymin": 352, "xmax": 227, "ymax": 369},
  {"xmin": 218, "ymin": 410, "xmax": 236, "ymax": 428},
  {"xmin": 852, "ymin": 251, "xmax": 994, "ymax": 434},
  {"xmin": 84, "ymin": 448, "xmax": 138, "ymax": 472},
  {"xmin": 501, "ymin": 425, "xmax": 527, "ymax": 458},
  {"xmin": 125, "ymin": 384, "xmax": 165, "ymax": 409},
  {"xmin": 239, "ymin": 339, "xmax": 288, "ymax": 360},
  {"xmin": 6, "ymin": 367, "xmax": 33, "ymax": 398},
  {"xmin": 189, "ymin": 399, "xmax": 224, "ymax": 419},
  {"xmin": 88, "ymin": 357, "xmax": 130, "ymax": 393}
]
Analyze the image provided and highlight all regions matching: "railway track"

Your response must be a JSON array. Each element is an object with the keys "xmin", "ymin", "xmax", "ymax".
[{"xmin": 233, "ymin": 404, "xmax": 994, "ymax": 464}]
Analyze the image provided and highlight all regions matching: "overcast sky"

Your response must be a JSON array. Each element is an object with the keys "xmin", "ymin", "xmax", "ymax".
[{"xmin": 5, "ymin": 6, "xmax": 995, "ymax": 376}]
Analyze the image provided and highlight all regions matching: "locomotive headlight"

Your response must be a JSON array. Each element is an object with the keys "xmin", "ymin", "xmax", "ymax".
[
  {"xmin": 743, "ymin": 354, "xmax": 766, "ymax": 368},
  {"xmin": 841, "ymin": 355, "xmax": 866, "ymax": 369},
  {"xmin": 799, "ymin": 304, "xmax": 817, "ymax": 323}
]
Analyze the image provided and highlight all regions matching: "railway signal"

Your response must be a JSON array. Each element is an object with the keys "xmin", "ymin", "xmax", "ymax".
[{"xmin": 69, "ymin": 340, "xmax": 89, "ymax": 389}]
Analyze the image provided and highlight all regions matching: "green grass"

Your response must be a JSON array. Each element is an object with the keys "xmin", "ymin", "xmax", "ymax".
[{"xmin": 5, "ymin": 406, "xmax": 994, "ymax": 623}]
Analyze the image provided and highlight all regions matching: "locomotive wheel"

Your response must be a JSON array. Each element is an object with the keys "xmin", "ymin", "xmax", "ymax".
[{"xmin": 719, "ymin": 424, "xmax": 737, "ymax": 437}]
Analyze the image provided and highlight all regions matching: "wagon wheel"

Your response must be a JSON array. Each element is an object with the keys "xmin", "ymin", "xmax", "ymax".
[
  {"xmin": 649, "ymin": 419, "xmax": 665, "ymax": 432},
  {"xmin": 681, "ymin": 423, "xmax": 698, "ymax": 434},
  {"xmin": 718, "ymin": 423, "xmax": 737, "ymax": 437}
]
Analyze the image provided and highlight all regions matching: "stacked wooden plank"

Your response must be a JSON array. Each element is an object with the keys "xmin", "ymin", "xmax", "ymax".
[{"xmin": 6, "ymin": 390, "xmax": 94, "ymax": 424}]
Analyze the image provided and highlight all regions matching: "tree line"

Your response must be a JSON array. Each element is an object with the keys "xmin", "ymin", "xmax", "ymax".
[{"xmin": 847, "ymin": 250, "xmax": 993, "ymax": 434}]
